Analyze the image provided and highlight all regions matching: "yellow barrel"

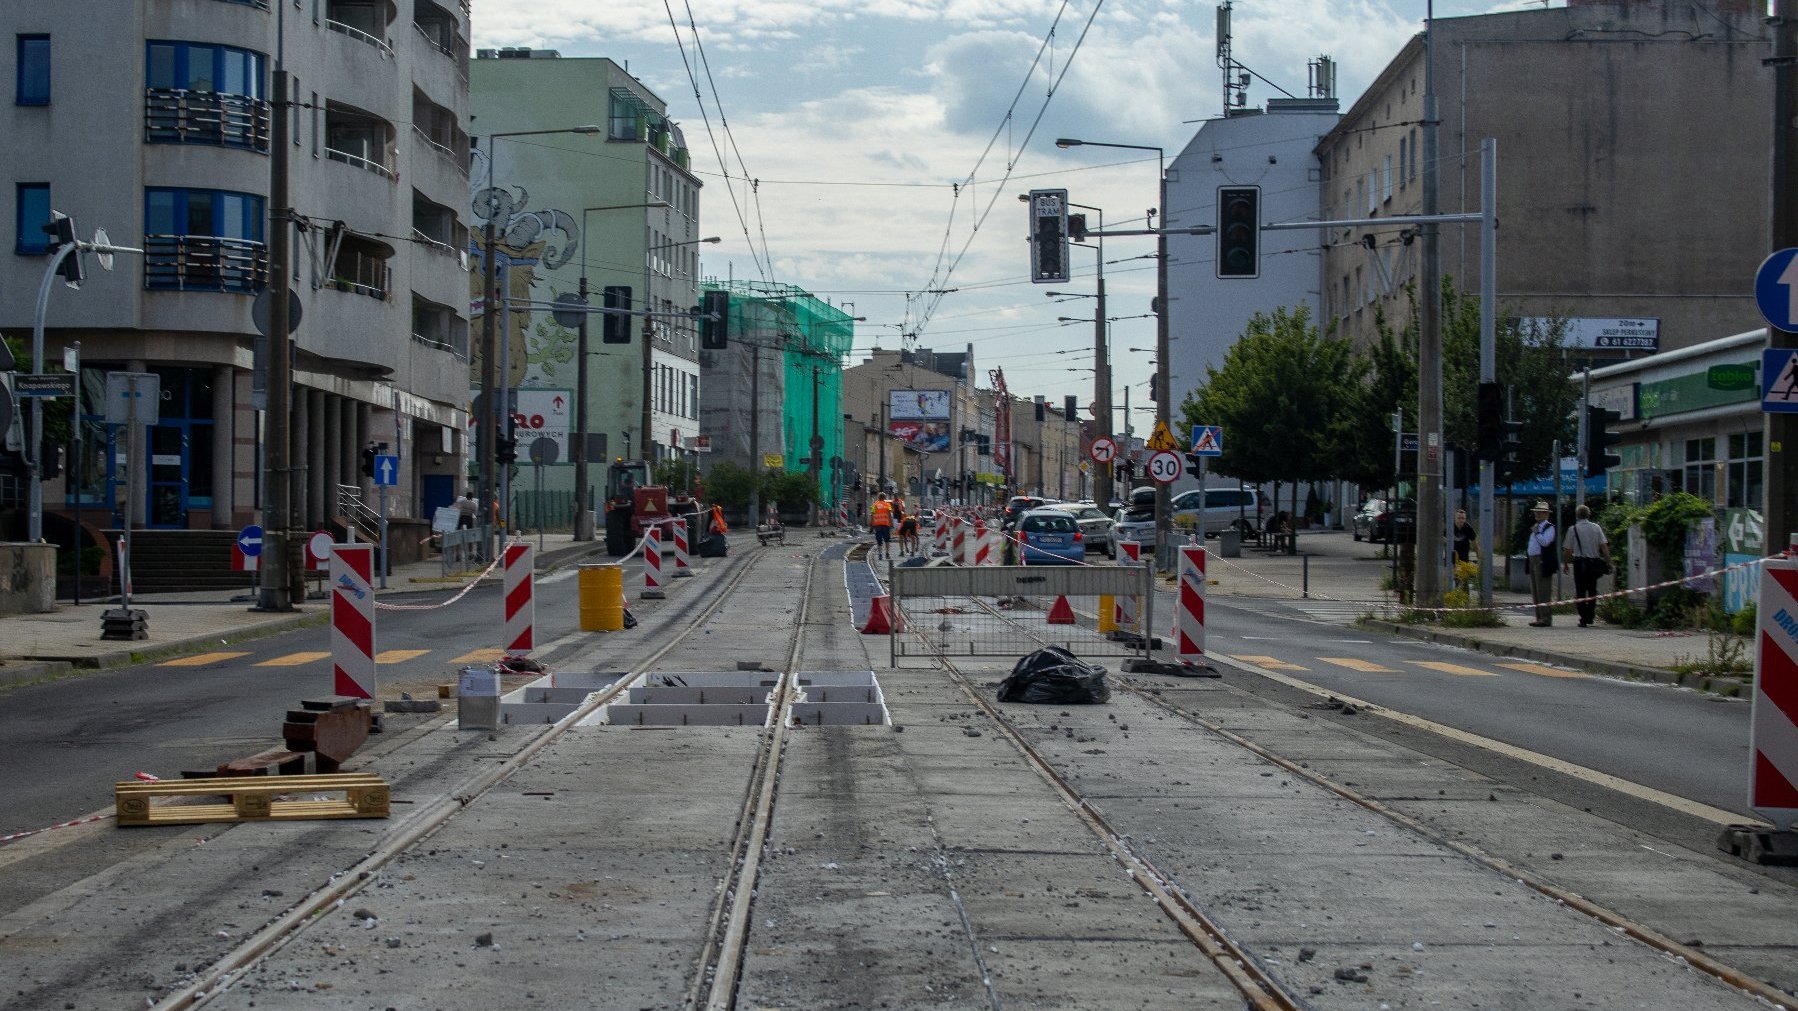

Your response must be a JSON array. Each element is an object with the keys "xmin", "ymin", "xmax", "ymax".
[
  {"xmin": 1097, "ymin": 595, "xmax": 1117, "ymax": 634},
  {"xmin": 579, "ymin": 563, "xmax": 625, "ymax": 632}
]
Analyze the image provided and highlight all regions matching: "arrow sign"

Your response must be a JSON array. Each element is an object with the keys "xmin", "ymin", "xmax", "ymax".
[
  {"xmin": 236, "ymin": 523, "xmax": 264, "ymax": 557},
  {"xmin": 373, "ymin": 454, "xmax": 399, "ymax": 486},
  {"xmin": 1755, "ymin": 249, "xmax": 1798, "ymax": 332}
]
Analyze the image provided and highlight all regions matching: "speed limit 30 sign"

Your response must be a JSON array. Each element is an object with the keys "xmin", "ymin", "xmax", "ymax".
[{"xmin": 1146, "ymin": 450, "xmax": 1185, "ymax": 484}]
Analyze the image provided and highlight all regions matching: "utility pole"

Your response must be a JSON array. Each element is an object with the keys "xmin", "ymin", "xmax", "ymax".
[
  {"xmin": 747, "ymin": 342, "xmax": 761, "ymax": 524},
  {"xmin": 573, "ymin": 274, "xmax": 593, "ymax": 540},
  {"xmin": 479, "ymin": 157, "xmax": 499, "ymax": 563},
  {"xmin": 1094, "ymin": 272, "xmax": 1113, "ymax": 511},
  {"xmin": 258, "ymin": 39, "xmax": 294, "ymax": 610},
  {"xmin": 640, "ymin": 317, "xmax": 653, "ymax": 466},
  {"xmin": 1415, "ymin": 0, "xmax": 1445, "ymax": 606},
  {"xmin": 810, "ymin": 362, "xmax": 823, "ymax": 527},
  {"xmin": 1770, "ymin": 3, "xmax": 1798, "ymax": 550},
  {"xmin": 1154, "ymin": 159, "xmax": 1173, "ymax": 572}
]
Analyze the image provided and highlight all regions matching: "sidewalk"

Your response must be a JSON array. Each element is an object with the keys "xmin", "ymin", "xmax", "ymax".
[
  {"xmin": 1197, "ymin": 527, "xmax": 1749, "ymax": 695},
  {"xmin": 0, "ymin": 531, "xmax": 621, "ymax": 688}
]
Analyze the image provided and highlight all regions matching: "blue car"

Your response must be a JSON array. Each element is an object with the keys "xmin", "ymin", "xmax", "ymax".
[{"xmin": 1016, "ymin": 509, "xmax": 1086, "ymax": 564}]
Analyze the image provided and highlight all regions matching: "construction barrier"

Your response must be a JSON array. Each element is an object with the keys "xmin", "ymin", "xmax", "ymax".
[
  {"xmin": 1115, "ymin": 540, "xmax": 1142, "ymax": 631},
  {"xmin": 860, "ymin": 594, "xmax": 905, "ymax": 635},
  {"xmin": 503, "ymin": 541, "xmax": 534, "ymax": 653},
  {"xmin": 1751, "ymin": 559, "xmax": 1798, "ymax": 830},
  {"xmin": 578, "ymin": 562, "xmax": 625, "ymax": 632},
  {"xmin": 888, "ymin": 563, "xmax": 1153, "ymax": 666},
  {"xmin": 1175, "ymin": 544, "xmax": 1206, "ymax": 662},
  {"xmin": 642, "ymin": 526, "xmax": 666, "ymax": 599},
  {"xmin": 330, "ymin": 543, "xmax": 376, "ymax": 700},
  {"xmin": 933, "ymin": 517, "xmax": 950, "ymax": 556},
  {"xmin": 974, "ymin": 522, "xmax": 994, "ymax": 567},
  {"xmin": 671, "ymin": 517, "xmax": 694, "ymax": 578},
  {"xmin": 953, "ymin": 518, "xmax": 970, "ymax": 565}
]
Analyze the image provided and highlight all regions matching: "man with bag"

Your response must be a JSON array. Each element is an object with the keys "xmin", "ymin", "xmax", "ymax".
[{"xmin": 1562, "ymin": 504, "xmax": 1611, "ymax": 628}]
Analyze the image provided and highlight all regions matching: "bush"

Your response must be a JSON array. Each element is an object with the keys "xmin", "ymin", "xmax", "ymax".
[
  {"xmin": 1597, "ymin": 593, "xmax": 1643, "ymax": 628},
  {"xmin": 1647, "ymin": 586, "xmax": 1708, "ymax": 630},
  {"xmin": 1441, "ymin": 586, "xmax": 1504, "ymax": 628},
  {"xmin": 1732, "ymin": 602, "xmax": 1758, "ymax": 638},
  {"xmin": 763, "ymin": 470, "xmax": 820, "ymax": 511},
  {"xmin": 702, "ymin": 461, "xmax": 758, "ymax": 511}
]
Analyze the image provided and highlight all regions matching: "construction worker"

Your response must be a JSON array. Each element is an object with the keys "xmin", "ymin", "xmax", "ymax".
[{"xmin": 870, "ymin": 492, "xmax": 895, "ymax": 560}]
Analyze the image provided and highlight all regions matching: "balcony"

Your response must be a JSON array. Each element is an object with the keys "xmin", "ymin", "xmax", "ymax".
[
  {"xmin": 326, "ymin": 235, "xmax": 393, "ymax": 301},
  {"xmin": 413, "ymin": 0, "xmax": 467, "ymax": 78},
  {"xmin": 144, "ymin": 88, "xmax": 270, "ymax": 152},
  {"xmin": 412, "ymin": 294, "xmax": 465, "ymax": 358},
  {"xmin": 143, "ymin": 234, "xmax": 267, "ymax": 293},
  {"xmin": 411, "ymin": 191, "xmax": 463, "ymax": 255},
  {"xmin": 325, "ymin": 103, "xmax": 397, "ymax": 181},
  {"xmin": 326, "ymin": 0, "xmax": 395, "ymax": 57}
]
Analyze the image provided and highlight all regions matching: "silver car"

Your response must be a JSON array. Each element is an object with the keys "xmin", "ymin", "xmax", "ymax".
[{"xmin": 1047, "ymin": 502, "xmax": 1115, "ymax": 558}]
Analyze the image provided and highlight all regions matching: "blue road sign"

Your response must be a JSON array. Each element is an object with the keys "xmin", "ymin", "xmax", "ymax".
[
  {"xmin": 1190, "ymin": 425, "xmax": 1223, "ymax": 457},
  {"xmin": 236, "ymin": 523, "xmax": 264, "ymax": 557},
  {"xmin": 1764, "ymin": 349, "xmax": 1798, "ymax": 414},
  {"xmin": 374, "ymin": 454, "xmax": 399, "ymax": 487},
  {"xmin": 1755, "ymin": 248, "xmax": 1798, "ymax": 332}
]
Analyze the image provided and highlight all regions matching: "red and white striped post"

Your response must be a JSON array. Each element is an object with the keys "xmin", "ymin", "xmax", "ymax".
[
  {"xmin": 330, "ymin": 543, "xmax": 376, "ymax": 700},
  {"xmin": 933, "ymin": 516, "xmax": 950, "ymax": 556},
  {"xmin": 1749, "ymin": 559, "xmax": 1798, "ymax": 830},
  {"xmin": 1175, "ymin": 544, "xmax": 1207, "ymax": 662},
  {"xmin": 953, "ymin": 518, "xmax": 970, "ymax": 566},
  {"xmin": 671, "ymin": 517, "xmax": 694, "ymax": 578},
  {"xmin": 1117, "ymin": 540, "xmax": 1142, "ymax": 631},
  {"xmin": 641, "ymin": 525, "xmax": 667, "ymax": 599},
  {"xmin": 974, "ymin": 521, "xmax": 993, "ymax": 567},
  {"xmin": 838, "ymin": 502, "xmax": 850, "ymax": 528},
  {"xmin": 503, "ymin": 541, "xmax": 534, "ymax": 654}
]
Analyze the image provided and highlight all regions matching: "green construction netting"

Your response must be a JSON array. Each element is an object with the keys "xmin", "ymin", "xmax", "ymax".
[{"xmin": 705, "ymin": 281, "xmax": 852, "ymax": 508}]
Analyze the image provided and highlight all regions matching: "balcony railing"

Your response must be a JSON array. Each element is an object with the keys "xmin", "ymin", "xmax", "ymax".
[
  {"xmin": 325, "ymin": 145, "xmax": 398, "ymax": 181},
  {"xmin": 144, "ymin": 89, "xmax": 270, "ymax": 152},
  {"xmin": 410, "ymin": 227, "xmax": 457, "ymax": 256},
  {"xmin": 325, "ymin": 19, "xmax": 394, "ymax": 58},
  {"xmin": 410, "ymin": 123, "xmax": 458, "ymax": 164},
  {"xmin": 143, "ymin": 234, "xmax": 267, "ymax": 293}
]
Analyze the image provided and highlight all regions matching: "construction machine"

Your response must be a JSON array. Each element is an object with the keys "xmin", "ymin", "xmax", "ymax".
[{"xmin": 602, "ymin": 460, "xmax": 698, "ymax": 557}]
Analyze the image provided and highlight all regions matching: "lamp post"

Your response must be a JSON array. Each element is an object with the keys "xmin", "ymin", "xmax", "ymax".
[
  {"xmin": 478, "ymin": 126, "xmax": 600, "ymax": 557},
  {"xmin": 1056, "ymin": 137, "xmax": 1169, "ymax": 570},
  {"xmin": 569, "ymin": 203, "xmax": 681, "ymax": 541}
]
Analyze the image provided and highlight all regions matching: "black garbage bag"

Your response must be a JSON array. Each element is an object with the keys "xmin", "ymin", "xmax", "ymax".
[
  {"xmin": 996, "ymin": 646, "xmax": 1110, "ymax": 704},
  {"xmin": 697, "ymin": 534, "xmax": 729, "ymax": 558}
]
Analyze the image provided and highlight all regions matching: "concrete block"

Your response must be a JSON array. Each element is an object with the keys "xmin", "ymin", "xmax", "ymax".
[{"xmin": 0, "ymin": 542, "xmax": 55, "ymax": 615}]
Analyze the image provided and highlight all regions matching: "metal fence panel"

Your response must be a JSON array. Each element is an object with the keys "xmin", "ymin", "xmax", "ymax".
[{"xmin": 889, "ymin": 563, "xmax": 1153, "ymax": 667}]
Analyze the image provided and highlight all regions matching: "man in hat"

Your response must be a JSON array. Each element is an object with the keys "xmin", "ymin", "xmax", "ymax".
[{"xmin": 1524, "ymin": 501, "xmax": 1557, "ymax": 626}]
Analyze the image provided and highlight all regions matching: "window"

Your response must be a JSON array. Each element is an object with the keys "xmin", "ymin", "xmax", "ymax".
[
  {"xmin": 1726, "ymin": 432, "xmax": 1763, "ymax": 509},
  {"xmin": 1399, "ymin": 136, "xmax": 1408, "ymax": 188},
  {"xmin": 1409, "ymin": 128, "xmax": 1418, "ymax": 180},
  {"xmin": 143, "ymin": 187, "xmax": 266, "ymax": 291},
  {"xmin": 15, "ymin": 182, "xmax": 49, "ymax": 254},
  {"xmin": 16, "ymin": 34, "xmax": 49, "ymax": 105},
  {"xmin": 1382, "ymin": 155, "xmax": 1393, "ymax": 202},
  {"xmin": 145, "ymin": 41, "xmax": 269, "ymax": 149},
  {"xmin": 1682, "ymin": 437, "xmax": 1717, "ymax": 503}
]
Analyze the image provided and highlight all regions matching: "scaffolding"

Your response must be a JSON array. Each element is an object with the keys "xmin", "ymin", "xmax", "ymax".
[{"xmin": 699, "ymin": 280, "xmax": 853, "ymax": 508}]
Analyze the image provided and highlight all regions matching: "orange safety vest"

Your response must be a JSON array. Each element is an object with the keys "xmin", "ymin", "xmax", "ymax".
[{"xmin": 870, "ymin": 500, "xmax": 893, "ymax": 527}]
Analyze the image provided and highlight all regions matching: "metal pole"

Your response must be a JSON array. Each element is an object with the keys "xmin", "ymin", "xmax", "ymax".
[
  {"xmin": 479, "ymin": 147, "xmax": 499, "ymax": 564},
  {"xmin": 1552, "ymin": 437, "xmax": 1563, "ymax": 603},
  {"xmin": 1154, "ymin": 149, "xmax": 1173, "ymax": 573},
  {"xmin": 1769, "ymin": 3, "xmax": 1798, "ymax": 545},
  {"xmin": 377, "ymin": 484, "xmax": 388, "ymax": 590},
  {"xmin": 1415, "ymin": 0, "xmax": 1445, "ymax": 606},
  {"xmin": 810, "ymin": 363, "xmax": 822, "ymax": 527},
  {"xmin": 1092, "ymin": 214, "xmax": 1113, "ymax": 513},
  {"xmin": 258, "ymin": 61, "xmax": 294, "ymax": 611},
  {"xmin": 500, "ymin": 292, "xmax": 512, "ymax": 537},
  {"xmin": 573, "ymin": 274, "xmax": 592, "ymax": 540},
  {"xmin": 70, "ymin": 341, "xmax": 81, "ymax": 606},
  {"xmin": 122, "ymin": 375, "xmax": 137, "ymax": 611},
  {"xmin": 1478, "ymin": 139, "xmax": 1497, "ymax": 607},
  {"xmin": 747, "ymin": 342, "xmax": 761, "ymax": 525},
  {"xmin": 27, "ymin": 243, "xmax": 76, "ymax": 543}
]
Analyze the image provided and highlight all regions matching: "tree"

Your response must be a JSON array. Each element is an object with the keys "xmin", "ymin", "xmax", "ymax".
[
  {"xmin": 702, "ymin": 461, "xmax": 757, "ymax": 510},
  {"xmin": 1334, "ymin": 306, "xmax": 1415, "ymax": 489}
]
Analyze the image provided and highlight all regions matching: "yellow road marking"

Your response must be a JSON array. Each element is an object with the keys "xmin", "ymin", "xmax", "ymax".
[
  {"xmin": 1229, "ymin": 654, "xmax": 1309, "ymax": 671},
  {"xmin": 451, "ymin": 648, "xmax": 507, "ymax": 664},
  {"xmin": 376, "ymin": 649, "xmax": 431, "ymax": 664},
  {"xmin": 158, "ymin": 651, "xmax": 250, "ymax": 667},
  {"xmin": 1317, "ymin": 656, "xmax": 1397, "ymax": 673},
  {"xmin": 1496, "ymin": 661, "xmax": 1588, "ymax": 679},
  {"xmin": 1409, "ymin": 660, "xmax": 1497, "ymax": 677},
  {"xmin": 255, "ymin": 651, "xmax": 330, "ymax": 667}
]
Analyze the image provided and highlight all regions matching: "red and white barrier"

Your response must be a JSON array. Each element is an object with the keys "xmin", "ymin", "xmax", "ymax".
[
  {"xmin": 933, "ymin": 516, "xmax": 950, "ymax": 556},
  {"xmin": 641, "ymin": 525, "xmax": 667, "ymax": 599},
  {"xmin": 330, "ymin": 543, "xmax": 376, "ymax": 700},
  {"xmin": 1750, "ymin": 560, "xmax": 1798, "ymax": 829},
  {"xmin": 974, "ymin": 522, "xmax": 994, "ymax": 567},
  {"xmin": 1176, "ymin": 545, "xmax": 1206, "ymax": 662},
  {"xmin": 838, "ymin": 503, "xmax": 851, "ymax": 528},
  {"xmin": 503, "ymin": 541, "xmax": 534, "ymax": 654},
  {"xmin": 953, "ymin": 518, "xmax": 969, "ymax": 565},
  {"xmin": 671, "ymin": 517, "xmax": 693, "ymax": 578},
  {"xmin": 1117, "ymin": 540, "xmax": 1142, "ymax": 630}
]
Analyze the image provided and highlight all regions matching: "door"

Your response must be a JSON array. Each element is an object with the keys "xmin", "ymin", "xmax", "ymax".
[{"xmin": 147, "ymin": 423, "xmax": 189, "ymax": 528}]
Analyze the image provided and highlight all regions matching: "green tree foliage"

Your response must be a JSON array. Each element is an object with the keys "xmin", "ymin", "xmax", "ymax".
[
  {"xmin": 763, "ymin": 469, "xmax": 819, "ymax": 510},
  {"xmin": 702, "ymin": 461, "xmax": 758, "ymax": 510},
  {"xmin": 1177, "ymin": 304, "xmax": 1361, "ymax": 488},
  {"xmin": 652, "ymin": 459, "xmax": 695, "ymax": 494},
  {"xmin": 1, "ymin": 333, "xmax": 72, "ymax": 443},
  {"xmin": 1335, "ymin": 307, "xmax": 1415, "ymax": 489}
]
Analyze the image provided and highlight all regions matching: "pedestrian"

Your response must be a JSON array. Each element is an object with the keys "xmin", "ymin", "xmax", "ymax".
[
  {"xmin": 1562, "ymin": 504, "xmax": 1611, "ymax": 628},
  {"xmin": 455, "ymin": 488, "xmax": 477, "ymax": 530},
  {"xmin": 1525, "ymin": 500, "xmax": 1557, "ymax": 627},
  {"xmin": 1452, "ymin": 508, "xmax": 1475, "ymax": 563},
  {"xmin": 869, "ymin": 492, "xmax": 894, "ymax": 560},
  {"xmin": 898, "ymin": 507, "xmax": 919, "ymax": 556}
]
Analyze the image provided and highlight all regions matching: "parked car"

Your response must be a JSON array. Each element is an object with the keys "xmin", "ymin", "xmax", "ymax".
[
  {"xmin": 1170, "ymin": 486, "xmax": 1261, "ymax": 538},
  {"xmin": 1015, "ymin": 508, "xmax": 1086, "ymax": 564},
  {"xmin": 1352, "ymin": 497, "xmax": 1416, "ymax": 543},
  {"xmin": 1047, "ymin": 502, "xmax": 1115, "ymax": 558},
  {"xmin": 1112, "ymin": 486, "xmax": 1157, "ymax": 546},
  {"xmin": 916, "ymin": 509, "xmax": 937, "ymax": 528},
  {"xmin": 1003, "ymin": 495, "xmax": 1055, "ymax": 530}
]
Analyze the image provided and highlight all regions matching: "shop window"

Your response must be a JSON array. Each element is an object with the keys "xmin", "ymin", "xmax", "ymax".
[
  {"xmin": 1682, "ymin": 437, "xmax": 1717, "ymax": 503},
  {"xmin": 1726, "ymin": 431, "xmax": 1763, "ymax": 509}
]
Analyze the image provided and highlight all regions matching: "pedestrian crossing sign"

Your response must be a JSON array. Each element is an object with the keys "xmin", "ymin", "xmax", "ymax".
[
  {"xmin": 1191, "ymin": 425, "xmax": 1223, "ymax": 457},
  {"xmin": 1765, "ymin": 349, "xmax": 1798, "ymax": 413}
]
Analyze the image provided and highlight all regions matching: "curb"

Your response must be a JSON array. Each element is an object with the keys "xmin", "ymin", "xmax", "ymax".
[{"xmin": 2, "ymin": 611, "xmax": 328, "ymax": 687}]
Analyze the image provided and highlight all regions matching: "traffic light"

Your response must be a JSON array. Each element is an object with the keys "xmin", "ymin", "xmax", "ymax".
[
  {"xmin": 360, "ymin": 445, "xmax": 377, "ymax": 478},
  {"xmin": 1475, "ymin": 381, "xmax": 1503, "ymax": 461},
  {"xmin": 1027, "ymin": 188, "xmax": 1069, "ymax": 284},
  {"xmin": 1064, "ymin": 395, "xmax": 1077, "ymax": 422},
  {"xmin": 1067, "ymin": 213, "xmax": 1088, "ymax": 243},
  {"xmin": 1500, "ymin": 420, "xmax": 1523, "ymax": 471},
  {"xmin": 1215, "ymin": 185, "xmax": 1260, "ymax": 279},
  {"xmin": 602, "ymin": 285, "xmax": 632, "ymax": 344},
  {"xmin": 1585, "ymin": 404, "xmax": 1623, "ymax": 478},
  {"xmin": 700, "ymin": 289, "xmax": 729, "ymax": 350},
  {"xmin": 1033, "ymin": 396, "xmax": 1046, "ymax": 422},
  {"xmin": 42, "ymin": 211, "xmax": 84, "ymax": 289}
]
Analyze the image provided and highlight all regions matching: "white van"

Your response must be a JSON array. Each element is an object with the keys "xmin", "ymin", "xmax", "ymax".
[{"xmin": 1170, "ymin": 486, "xmax": 1260, "ymax": 538}]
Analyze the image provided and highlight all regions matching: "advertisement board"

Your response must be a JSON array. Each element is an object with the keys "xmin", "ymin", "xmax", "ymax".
[{"xmin": 888, "ymin": 389, "xmax": 951, "ymax": 452}]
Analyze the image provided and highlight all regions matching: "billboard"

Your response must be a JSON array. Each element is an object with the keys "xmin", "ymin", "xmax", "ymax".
[{"xmin": 888, "ymin": 389, "xmax": 951, "ymax": 452}]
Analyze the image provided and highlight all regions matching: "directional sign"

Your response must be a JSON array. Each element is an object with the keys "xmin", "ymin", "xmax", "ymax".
[
  {"xmin": 1190, "ymin": 425, "xmax": 1223, "ymax": 457},
  {"xmin": 1764, "ymin": 349, "xmax": 1798, "ymax": 414},
  {"xmin": 373, "ymin": 454, "xmax": 399, "ymax": 486},
  {"xmin": 1146, "ymin": 449, "xmax": 1185, "ymax": 485},
  {"xmin": 104, "ymin": 371, "xmax": 160, "ymax": 425},
  {"xmin": 236, "ymin": 523, "xmax": 264, "ymax": 557},
  {"xmin": 1088, "ymin": 436, "xmax": 1117, "ymax": 464},
  {"xmin": 1146, "ymin": 420, "xmax": 1178, "ymax": 452},
  {"xmin": 1756, "ymin": 248, "xmax": 1798, "ymax": 332},
  {"xmin": 13, "ymin": 373, "xmax": 75, "ymax": 398}
]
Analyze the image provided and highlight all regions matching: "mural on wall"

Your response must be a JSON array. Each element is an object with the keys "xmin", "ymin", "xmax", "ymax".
[{"xmin": 468, "ymin": 156, "xmax": 580, "ymax": 389}]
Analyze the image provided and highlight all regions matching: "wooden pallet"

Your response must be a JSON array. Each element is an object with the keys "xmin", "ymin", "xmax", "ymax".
[{"xmin": 115, "ymin": 772, "xmax": 390, "ymax": 827}]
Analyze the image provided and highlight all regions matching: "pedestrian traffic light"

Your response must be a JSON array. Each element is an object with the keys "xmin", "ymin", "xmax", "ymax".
[
  {"xmin": 1215, "ymin": 185, "xmax": 1260, "ymax": 279},
  {"xmin": 1500, "ymin": 420, "xmax": 1523, "ymax": 470},
  {"xmin": 602, "ymin": 285, "xmax": 632, "ymax": 344},
  {"xmin": 1027, "ymin": 188, "xmax": 1069, "ymax": 284},
  {"xmin": 1585, "ymin": 404, "xmax": 1623, "ymax": 478},
  {"xmin": 1475, "ymin": 381, "xmax": 1503, "ymax": 461},
  {"xmin": 700, "ymin": 289, "xmax": 729, "ymax": 350},
  {"xmin": 42, "ymin": 211, "xmax": 84, "ymax": 289}
]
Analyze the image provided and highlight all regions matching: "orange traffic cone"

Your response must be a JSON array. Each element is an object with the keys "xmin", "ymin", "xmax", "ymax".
[
  {"xmin": 861, "ymin": 595, "xmax": 906, "ymax": 635},
  {"xmin": 1046, "ymin": 594, "xmax": 1076, "ymax": 625}
]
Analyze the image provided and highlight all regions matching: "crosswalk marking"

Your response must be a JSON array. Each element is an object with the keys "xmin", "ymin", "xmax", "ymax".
[
  {"xmin": 376, "ymin": 649, "xmax": 431, "ymax": 664},
  {"xmin": 450, "ymin": 648, "xmax": 507, "ymax": 664},
  {"xmin": 256, "ymin": 651, "xmax": 330, "ymax": 667},
  {"xmin": 1409, "ymin": 660, "xmax": 1497, "ymax": 677},
  {"xmin": 1317, "ymin": 656, "xmax": 1397, "ymax": 673},
  {"xmin": 1230, "ymin": 654, "xmax": 1310, "ymax": 671},
  {"xmin": 1496, "ymin": 661, "xmax": 1587, "ymax": 679},
  {"xmin": 159, "ymin": 651, "xmax": 250, "ymax": 667}
]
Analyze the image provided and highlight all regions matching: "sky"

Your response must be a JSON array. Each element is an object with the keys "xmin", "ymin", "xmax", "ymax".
[{"xmin": 470, "ymin": 0, "xmax": 1551, "ymax": 415}]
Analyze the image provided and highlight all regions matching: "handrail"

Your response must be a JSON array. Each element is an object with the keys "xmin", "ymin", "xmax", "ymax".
[
  {"xmin": 143, "ymin": 88, "xmax": 270, "ymax": 151},
  {"xmin": 143, "ymin": 234, "xmax": 267, "ymax": 292},
  {"xmin": 336, "ymin": 484, "xmax": 381, "ymax": 542},
  {"xmin": 325, "ymin": 146, "xmax": 398, "ymax": 181},
  {"xmin": 410, "ymin": 227, "xmax": 457, "ymax": 256},
  {"xmin": 325, "ymin": 19, "xmax": 394, "ymax": 58},
  {"xmin": 409, "ymin": 123, "xmax": 458, "ymax": 163}
]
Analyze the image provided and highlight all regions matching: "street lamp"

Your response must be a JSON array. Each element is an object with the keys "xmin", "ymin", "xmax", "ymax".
[
  {"xmin": 477, "ymin": 126, "xmax": 601, "ymax": 556},
  {"xmin": 1056, "ymin": 136, "xmax": 1171, "ymax": 570},
  {"xmin": 568, "ymin": 201, "xmax": 676, "ymax": 541}
]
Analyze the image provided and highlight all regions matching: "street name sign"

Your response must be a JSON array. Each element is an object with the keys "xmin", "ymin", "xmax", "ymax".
[{"xmin": 14, "ymin": 373, "xmax": 75, "ymax": 398}]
